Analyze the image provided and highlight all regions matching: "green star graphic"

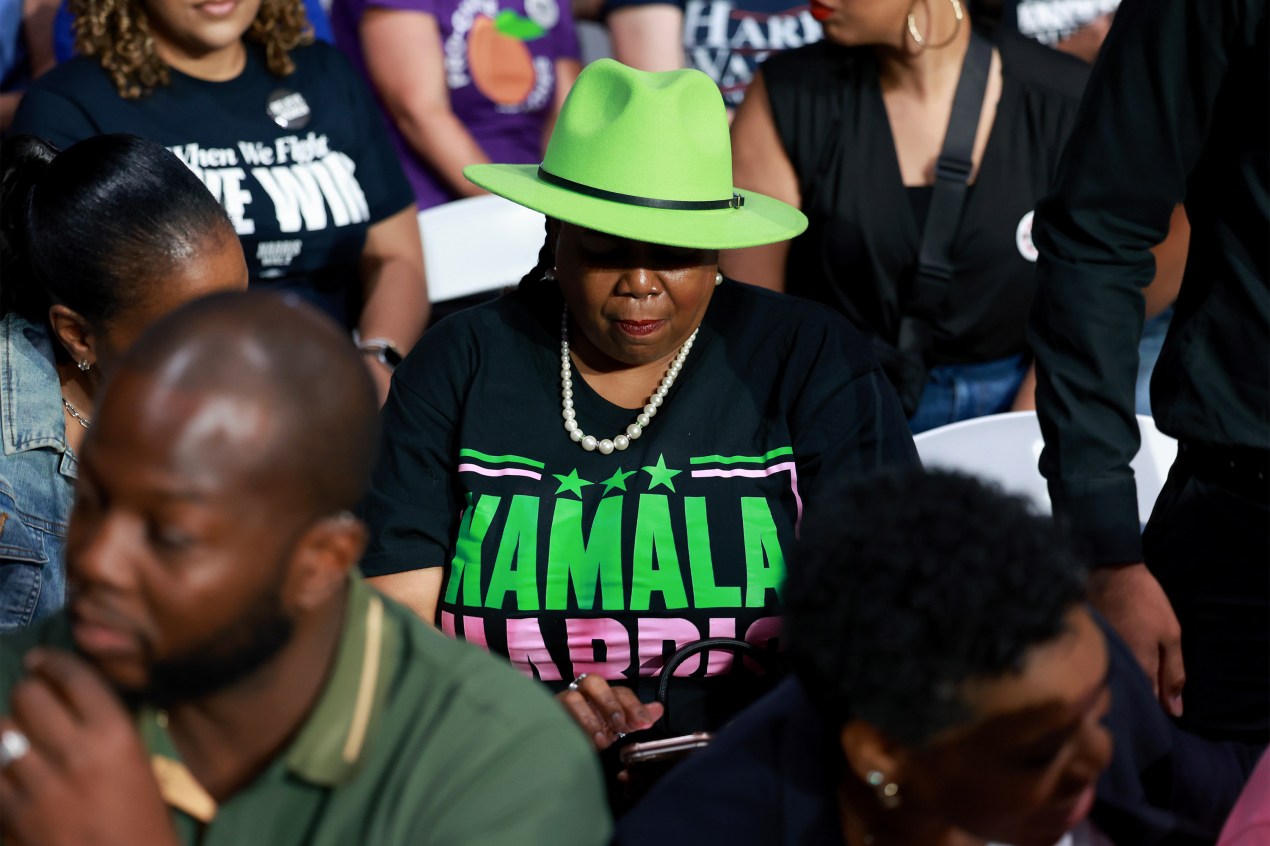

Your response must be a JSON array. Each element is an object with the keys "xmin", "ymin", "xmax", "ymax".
[
  {"xmin": 599, "ymin": 467, "xmax": 636, "ymax": 496},
  {"xmin": 641, "ymin": 454, "xmax": 682, "ymax": 493},
  {"xmin": 552, "ymin": 468, "xmax": 593, "ymax": 498}
]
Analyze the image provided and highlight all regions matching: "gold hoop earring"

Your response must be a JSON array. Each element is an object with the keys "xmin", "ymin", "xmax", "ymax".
[{"xmin": 906, "ymin": 0, "xmax": 963, "ymax": 50}]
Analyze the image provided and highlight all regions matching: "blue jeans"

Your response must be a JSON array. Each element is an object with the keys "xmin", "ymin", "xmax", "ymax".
[
  {"xmin": 1136, "ymin": 307, "xmax": 1174, "ymax": 416},
  {"xmin": 907, "ymin": 354, "xmax": 1029, "ymax": 435}
]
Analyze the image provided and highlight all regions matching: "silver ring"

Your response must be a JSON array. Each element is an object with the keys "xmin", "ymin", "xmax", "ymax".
[
  {"xmin": 0, "ymin": 729, "xmax": 30, "ymax": 769},
  {"xmin": 567, "ymin": 673, "xmax": 589, "ymax": 692}
]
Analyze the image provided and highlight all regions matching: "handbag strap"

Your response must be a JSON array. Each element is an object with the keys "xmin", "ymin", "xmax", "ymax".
[
  {"xmin": 908, "ymin": 29, "xmax": 993, "ymax": 318},
  {"xmin": 655, "ymin": 637, "xmax": 779, "ymax": 734}
]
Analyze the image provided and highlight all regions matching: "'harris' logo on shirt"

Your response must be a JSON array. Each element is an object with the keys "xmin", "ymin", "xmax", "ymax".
[{"xmin": 683, "ymin": 0, "xmax": 822, "ymax": 106}]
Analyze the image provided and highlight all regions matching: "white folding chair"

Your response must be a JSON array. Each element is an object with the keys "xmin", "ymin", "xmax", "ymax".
[
  {"xmin": 417, "ymin": 195, "xmax": 547, "ymax": 303},
  {"xmin": 913, "ymin": 411, "xmax": 1178, "ymax": 525}
]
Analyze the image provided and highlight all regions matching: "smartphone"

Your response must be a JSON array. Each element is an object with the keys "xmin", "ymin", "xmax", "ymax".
[{"xmin": 619, "ymin": 732, "xmax": 713, "ymax": 767}]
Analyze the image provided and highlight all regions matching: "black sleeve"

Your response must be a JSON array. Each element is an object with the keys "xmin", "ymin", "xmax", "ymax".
[
  {"xmin": 1026, "ymin": 0, "xmax": 1252, "ymax": 564},
  {"xmin": 787, "ymin": 309, "xmax": 920, "ymax": 499},
  {"xmin": 10, "ymin": 83, "xmax": 101, "ymax": 148},
  {"xmin": 359, "ymin": 318, "xmax": 474, "ymax": 577}
]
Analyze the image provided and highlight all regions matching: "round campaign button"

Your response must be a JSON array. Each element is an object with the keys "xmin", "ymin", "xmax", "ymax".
[
  {"xmin": 1015, "ymin": 210, "xmax": 1039, "ymax": 262},
  {"xmin": 267, "ymin": 89, "xmax": 312, "ymax": 130},
  {"xmin": 525, "ymin": 0, "xmax": 559, "ymax": 29}
]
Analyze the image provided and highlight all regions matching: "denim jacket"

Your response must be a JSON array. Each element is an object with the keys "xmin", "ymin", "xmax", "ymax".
[{"xmin": 0, "ymin": 313, "xmax": 74, "ymax": 631}]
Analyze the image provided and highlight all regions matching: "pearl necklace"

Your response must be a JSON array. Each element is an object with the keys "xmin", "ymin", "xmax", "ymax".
[{"xmin": 560, "ymin": 307, "xmax": 698, "ymax": 454}]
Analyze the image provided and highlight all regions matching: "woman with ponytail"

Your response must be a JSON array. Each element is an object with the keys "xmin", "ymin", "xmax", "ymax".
[
  {"xmin": 0, "ymin": 133, "xmax": 247, "ymax": 631},
  {"xmin": 10, "ymin": 0, "xmax": 428, "ymax": 403}
]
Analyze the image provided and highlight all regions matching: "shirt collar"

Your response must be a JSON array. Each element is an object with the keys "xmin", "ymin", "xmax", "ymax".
[
  {"xmin": 284, "ymin": 574, "xmax": 399, "ymax": 784},
  {"xmin": 1, "ymin": 313, "xmax": 70, "ymax": 458},
  {"xmin": 140, "ymin": 574, "xmax": 401, "ymax": 821}
]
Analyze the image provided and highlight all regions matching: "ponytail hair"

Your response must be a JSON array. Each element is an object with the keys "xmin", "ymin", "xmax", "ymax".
[
  {"xmin": 0, "ymin": 136, "xmax": 58, "ymax": 322},
  {"xmin": 0, "ymin": 133, "xmax": 235, "ymax": 331}
]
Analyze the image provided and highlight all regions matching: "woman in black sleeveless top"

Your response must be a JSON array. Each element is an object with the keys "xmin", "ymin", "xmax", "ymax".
[{"xmin": 723, "ymin": 0, "xmax": 1088, "ymax": 432}]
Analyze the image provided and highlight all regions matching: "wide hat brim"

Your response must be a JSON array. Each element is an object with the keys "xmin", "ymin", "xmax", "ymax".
[{"xmin": 465, "ymin": 163, "xmax": 808, "ymax": 250}]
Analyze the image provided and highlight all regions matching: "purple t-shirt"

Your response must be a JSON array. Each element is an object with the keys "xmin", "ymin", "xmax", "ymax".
[{"xmin": 333, "ymin": 0, "xmax": 578, "ymax": 209}]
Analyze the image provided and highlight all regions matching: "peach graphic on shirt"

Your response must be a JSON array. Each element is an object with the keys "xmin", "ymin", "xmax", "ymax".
[{"xmin": 468, "ymin": 11, "xmax": 546, "ymax": 106}]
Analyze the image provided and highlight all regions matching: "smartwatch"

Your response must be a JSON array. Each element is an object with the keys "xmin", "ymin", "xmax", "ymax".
[{"xmin": 356, "ymin": 337, "xmax": 404, "ymax": 369}]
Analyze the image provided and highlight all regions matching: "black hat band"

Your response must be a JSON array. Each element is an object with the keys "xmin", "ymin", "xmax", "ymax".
[{"xmin": 537, "ymin": 167, "xmax": 744, "ymax": 211}]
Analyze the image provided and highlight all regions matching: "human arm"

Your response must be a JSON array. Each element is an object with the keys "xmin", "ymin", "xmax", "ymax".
[
  {"xmin": 0, "ymin": 0, "xmax": 59, "ymax": 130},
  {"xmin": 0, "ymin": 93, "xmax": 19, "ymax": 131},
  {"xmin": 1028, "ymin": 0, "xmax": 1245, "ymax": 705},
  {"xmin": 1143, "ymin": 204, "xmax": 1189, "ymax": 319},
  {"xmin": 358, "ymin": 321, "xmax": 471, "ymax": 623},
  {"xmin": 359, "ymin": 8, "xmax": 490, "ymax": 199},
  {"xmin": 357, "ymin": 205, "xmax": 429, "ymax": 404},
  {"xmin": 1019, "ymin": 210, "xmax": 1185, "ymax": 411},
  {"xmin": 542, "ymin": 57, "xmax": 580, "ymax": 153},
  {"xmin": 22, "ymin": 0, "xmax": 58, "ymax": 77},
  {"xmin": 1052, "ymin": 11, "xmax": 1114, "ymax": 64},
  {"xmin": 367, "ymin": 568, "xmax": 444, "ymax": 625},
  {"xmin": 721, "ymin": 70, "xmax": 799, "ymax": 291},
  {"xmin": 606, "ymin": 3, "xmax": 684, "ymax": 71},
  {"xmin": 1011, "ymin": 363, "xmax": 1037, "ymax": 411},
  {"xmin": 0, "ymin": 650, "xmax": 179, "ymax": 846}
]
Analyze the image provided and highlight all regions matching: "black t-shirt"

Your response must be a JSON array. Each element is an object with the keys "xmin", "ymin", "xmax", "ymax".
[
  {"xmin": 762, "ymin": 31, "xmax": 1088, "ymax": 366},
  {"xmin": 12, "ymin": 43, "xmax": 413, "ymax": 328},
  {"xmin": 361, "ymin": 280, "xmax": 916, "ymax": 713}
]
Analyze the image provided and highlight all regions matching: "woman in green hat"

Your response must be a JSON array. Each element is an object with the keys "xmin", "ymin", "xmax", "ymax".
[{"xmin": 359, "ymin": 59, "xmax": 917, "ymax": 750}]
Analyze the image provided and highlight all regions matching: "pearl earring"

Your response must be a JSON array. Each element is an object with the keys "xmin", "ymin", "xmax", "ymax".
[
  {"xmin": 714, "ymin": 271, "xmax": 724, "ymax": 286},
  {"xmin": 78, "ymin": 359, "xmax": 91, "ymax": 372},
  {"xmin": 865, "ymin": 771, "xmax": 902, "ymax": 809}
]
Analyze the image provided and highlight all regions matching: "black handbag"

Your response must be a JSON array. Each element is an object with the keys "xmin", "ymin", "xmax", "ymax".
[
  {"xmin": 606, "ymin": 637, "xmax": 784, "ymax": 810},
  {"xmin": 653, "ymin": 636, "xmax": 784, "ymax": 737}
]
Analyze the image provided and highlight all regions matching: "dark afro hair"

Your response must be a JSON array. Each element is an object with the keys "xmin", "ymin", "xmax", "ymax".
[{"xmin": 785, "ymin": 466, "xmax": 1086, "ymax": 747}]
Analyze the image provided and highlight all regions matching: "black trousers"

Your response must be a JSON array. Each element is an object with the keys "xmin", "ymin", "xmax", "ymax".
[{"xmin": 1143, "ymin": 450, "xmax": 1270, "ymax": 745}]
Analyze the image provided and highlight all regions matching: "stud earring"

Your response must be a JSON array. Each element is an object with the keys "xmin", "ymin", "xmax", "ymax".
[
  {"xmin": 866, "ymin": 770, "xmax": 902, "ymax": 809},
  {"xmin": 544, "ymin": 267, "xmax": 557, "ymax": 281},
  {"xmin": 715, "ymin": 271, "xmax": 724, "ymax": 286},
  {"xmin": 78, "ymin": 359, "xmax": 92, "ymax": 372}
]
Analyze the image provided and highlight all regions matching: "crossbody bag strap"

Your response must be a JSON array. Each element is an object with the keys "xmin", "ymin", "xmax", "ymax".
[
  {"xmin": 908, "ymin": 29, "xmax": 993, "ymax": 317},
  {"xmin": 890, "ymin": 30, "xmax": 993, "ymax": 415}
]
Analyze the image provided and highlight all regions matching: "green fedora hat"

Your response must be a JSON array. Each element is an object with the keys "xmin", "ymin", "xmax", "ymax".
[{"xmin": 464, "ymin": 59, "xmax": 807, "ymax": 250}]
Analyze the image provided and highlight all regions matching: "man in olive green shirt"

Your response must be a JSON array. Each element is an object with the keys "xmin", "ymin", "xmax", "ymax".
[{"xmin": 0, "ymin": 292, "xmax": 610, "ymax": 846}]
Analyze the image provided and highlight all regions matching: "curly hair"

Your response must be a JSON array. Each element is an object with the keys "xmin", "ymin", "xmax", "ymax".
[
  {"xmin": 70, "ymin": 0, "xmax": 313, "ymax": 99},
  {"xmin": 785, "ymin": 467, "xmax": 1086, "ymax": 747}
]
